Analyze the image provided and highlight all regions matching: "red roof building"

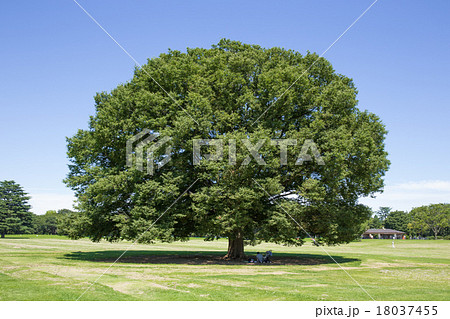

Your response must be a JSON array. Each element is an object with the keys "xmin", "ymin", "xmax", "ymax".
[{"xmin": 362, "ymin": 228, "xmax": 406, "ymax": 239}]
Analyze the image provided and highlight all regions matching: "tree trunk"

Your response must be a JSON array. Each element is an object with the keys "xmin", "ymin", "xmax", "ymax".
[
  {"xmin": 1, "ymin": 233, "xmax": 4, "ymax": 238},
  {"xmin": 224, "ymin": 233, "xmax": 245, "ymax": 259}
]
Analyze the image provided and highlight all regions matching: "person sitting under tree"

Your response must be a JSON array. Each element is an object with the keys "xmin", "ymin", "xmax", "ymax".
[
  {"xmin": 264, "ymin": 250, "xmax": 272, "ymax": 263},
  {"xmin": 256, "ymin": 252, "xmax": 263, "ymax": 263}
]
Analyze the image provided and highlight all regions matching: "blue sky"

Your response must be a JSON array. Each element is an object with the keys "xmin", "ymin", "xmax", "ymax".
[{"xmin": 0, "ymin": 0, "xmax": 449, "ymax": 214}]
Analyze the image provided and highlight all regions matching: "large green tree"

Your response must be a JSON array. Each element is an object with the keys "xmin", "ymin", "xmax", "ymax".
[
  {"xmin": 384, "ymin": 210, "xmax": 411, "ymax": 233},
  {"xmin": 409, "ymin": 204, "xmax": 450, "ymax": 239},
  {"xmin": 0, "ymin": 180, "xmax": 33, "ymax": 238},
  {"xmin": 376, "ymin": 206, "xmax": 391, "ymax": 222},
  {"xmin": 65, "ymin": 40, "xmax": 389, "ymax": 258}
]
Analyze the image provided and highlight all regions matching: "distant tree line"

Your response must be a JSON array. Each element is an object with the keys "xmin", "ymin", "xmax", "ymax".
[
  {"xmin": 0, "ymin": 180, "xmax": 78, "ymax": 237},
  {"xmin": 367, "ymin": 205, "xmax": 450, "ymax": 239},
  {"xmin": 32, "ymin": 209, "xmax": 78, "ymax": 235}
]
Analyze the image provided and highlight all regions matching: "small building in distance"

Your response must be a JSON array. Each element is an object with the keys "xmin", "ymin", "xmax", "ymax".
[{"xmin": 362, "ymin": 228, "xmax": 406, "ymax": 239}]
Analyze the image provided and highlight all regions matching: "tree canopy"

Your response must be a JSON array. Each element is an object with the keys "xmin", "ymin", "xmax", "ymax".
[
  {"xmin": 65, "ymin": 40, "xmax": 390, "ymax": 257},
  {"xmin": 367, "ymin": 214, "xmax": 383, "ymax": 229},
  {"xmin": 375, "ymin": 206, "xmax": 391, "ymax": 222},
  {"xmin": 384, "ymin": 210, "xmax": 410, "ymax": 233},
  {"xmin": 409, "ymin": 204, "xmax": 450, "ymax": 239},
  {"xmin": 0, "ymin": 180, "xmax": 33, "ymax": 238}
]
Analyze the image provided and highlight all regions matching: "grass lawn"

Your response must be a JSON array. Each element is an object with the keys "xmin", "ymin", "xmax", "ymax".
[{"xmin": 0, "ymin": 235, "xmax": 448, "ymax": 301}]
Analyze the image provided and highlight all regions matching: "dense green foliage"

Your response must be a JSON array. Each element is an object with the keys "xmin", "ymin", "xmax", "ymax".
[
  {"xmin": 409, "ymin": 204, "xmax": 450, "ymax": 239},
  {"xmin": 56, "ymin": 209, "xmax": 87, "ymax": 237},
  {"xmin": 384, "ymin": 210, "xmax": 411, "ymax": 233},
  {"xmin": 367, "ymin": 215, "xmax": 383, "ymax": 229},
  {"xmin": 64, "ymin": 40, "xmax": 390, "ymax": 256},
  {"xmin": 0, "ymin": 180, "xmax": 33, "ymax": 238},
  {"xmin": 32, "ymin": 209, "xmax": 77, "ymax": 235},
  {"xmin": 33, "ymin": 210, "xmax": 58, "ymax": 235}
]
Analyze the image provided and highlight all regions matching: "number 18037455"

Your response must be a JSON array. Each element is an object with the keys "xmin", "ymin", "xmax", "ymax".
[{"xmin": 376, "ymin": 305, "xmax": 437, "ymax": 316}]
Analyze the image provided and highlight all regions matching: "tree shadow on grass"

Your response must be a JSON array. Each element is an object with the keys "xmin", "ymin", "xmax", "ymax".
[{"xmin": 63, "ymin": 250, "xmax": 360, "ymax": 266}]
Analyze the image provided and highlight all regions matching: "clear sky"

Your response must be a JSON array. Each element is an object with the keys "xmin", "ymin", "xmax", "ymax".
[{"xmin": 0, "ymin": 0, "xmax": 449, "ymax": 214}]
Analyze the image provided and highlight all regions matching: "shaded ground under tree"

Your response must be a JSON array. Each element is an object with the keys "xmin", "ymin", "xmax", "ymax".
[{"xmin": 63, "ymin": 250, "xmax": 359, "ymax": 266}]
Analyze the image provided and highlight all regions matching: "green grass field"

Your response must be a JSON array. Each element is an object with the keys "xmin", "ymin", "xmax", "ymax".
[{"xmin": 0, "ymin": 235, "xmax": 448, "ymax": 301}]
